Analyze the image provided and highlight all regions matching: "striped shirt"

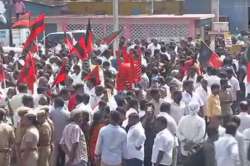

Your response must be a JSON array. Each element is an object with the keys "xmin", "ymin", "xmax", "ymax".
[{"xmin": 60, "ymin": 122, "xmax": 88, "ymax": 165}]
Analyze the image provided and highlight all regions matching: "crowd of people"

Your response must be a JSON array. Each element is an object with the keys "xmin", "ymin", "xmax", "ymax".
[{"xmin": 0, "ymin": 34, "xmax": 249, "ymax": 166}]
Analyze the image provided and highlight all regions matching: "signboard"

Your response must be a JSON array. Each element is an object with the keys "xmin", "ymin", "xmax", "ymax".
[
  {"xmin": 213, "ymin": 22, "xmax": 229, "ymax": 32},
  {"xmin": 224, "ymin": 32, "xmax": 232, "ymax": 47},
  {"xmin": 228, "ymin": 45, "xmax": 242, "ymax": 56}
]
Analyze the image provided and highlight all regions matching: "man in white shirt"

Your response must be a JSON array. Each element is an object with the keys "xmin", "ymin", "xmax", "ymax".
[
  {"xmin": 139, "ymin": 66, "xmax": 149, "ymax": 90},
  {"xmin": 74, "ymin": 94, "xmax": 92, "ymax": 122},
  {"xmin": 9, "ymin": 84, "xmax": 29, "ymax": 128},
  {"xmin": 227, "ymin": 68, "xmax": 240, "ymax": 113},
  {"xmin": 237, "ymin": 101, "xmax": 250, "ymax": 133},
  {"xmin": 147, "ymin": 39, "xmax": 161, "ymax": 57},
  {"xmin": 158, "ymin": 102, "xmax": 177, "ymax": 136},
  {"xmin": 177, "ymin": 102, "xmax": 206, "ymax": 157},
  {"xmin": 151, "ymin": 116, "xmax": 174, "ymax": 166},
  {"xmin": 90, "ymin": 86, "xmax": 105, "ymax": 110},
  {"xmin": 203, "ymin": 68, "xmax": 221, "ymax": 87},
  {"xmin": 215, "ymin": 122, "xmax": 240, "ymax": 166},
  {"xmin": 126, "ymin": 112, "xmax": 146, "ymax": 166},
  {"xmin": 150, "ymin": 89, "xmax": 165, "ymax": 116},
  {"xmin": 181, "ymin": 80, "xmax": 204, "ymax": 115},
  {"xmin": 95, "ymin": 111, "xmax": 127, "ymax": 166},
  {"xmin": 243, "ymin": 128, "xmax": 250, "ymax": 166},
  {"xmin": 170, "ymin": 91, "xmax": 184, "ymax": 124},
  {"xmin": 195, "ymin": 79, "xmax": 209, "ymax": 116},
  {"xmin": 70, "ymin": 65, "xmax": 83, "ymax": 85},
  {"xmin": 231, "ymin": 116, "xmax": 246, "ymax": 166}
]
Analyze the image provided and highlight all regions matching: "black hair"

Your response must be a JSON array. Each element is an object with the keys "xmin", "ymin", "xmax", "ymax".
[
  {"xmin": 54, "ymin": 97, "xmax": 64, "ymax": 108},
  {"xmin": 160, "ymin": 102, "xmax": 171, "ymax": 113},
  {"xmin": 18, "ymin": 84, "xmax": 28, "ymax": 93},
  {"xmin": 225, "ymin": 122, "xmax": 238, "ymax": 136},
  {"xmin": 231, "ymin": 116, "xmax": 241, "ymax": 127},
  {"xmin": 211, "ymin": 84, "xmax": 220, "ymax": 90},
  {"xmin": 22, "ymin": 95, "xmax": 34, "ymax": 108},
  {"xmin": 206, "ymin": 125, "xmax": 218, "ymax": 138},
  {"xmin": 76, "ymin": 94, "xmax": 85, "ymax": 104},
  {"xmin": 110, "ymin": 111, "xmax": 121, "ymax": 124},
  {"xmin": 156, "ymin": 116, "xmax": 168, "ymax": 128}
]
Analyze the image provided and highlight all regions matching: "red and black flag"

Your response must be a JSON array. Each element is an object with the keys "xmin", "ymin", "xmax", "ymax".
[
  {"xmin": 18, "ymin": 53, "xmax": 37, "ymax": 93},
  {"xmin": 23, "ymin": 13, "xmax": 46, "ymax": 54},
  {"xmin": 85, "ymin": 19, "xmax": 94, "ymax": 58},
  {"xmin": 12, "ymin": 12, "xmax": 32, "ymax": 29},
  {"xmin": 70, "ymin": 36, "xmax": 88, "ymax": 61},
  {"xmin": 84, "ymin": 65, "xmax": 101, "ymax": 86},
  {"xmin": 52, "ymin": 60, "xmax": 68, "ymax": 87},
  {"xmin": 198, "ymin": 41, "xmax": 223, "ymax": 69},
  {"xmin": 99, "ymin": 29, "xmax": 122, "ymax": 46}
]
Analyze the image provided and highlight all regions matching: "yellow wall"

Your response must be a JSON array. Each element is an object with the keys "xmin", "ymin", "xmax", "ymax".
[{"xmin": 67, "ymin": 1, "xmax": 183, "ymax": 15}]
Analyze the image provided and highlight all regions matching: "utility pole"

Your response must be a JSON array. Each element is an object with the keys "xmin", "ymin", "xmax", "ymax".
[
  {"xmin": 211, "ymin": 0, "xmax": 219, "ymax": 22},
  {"xmin": 113, "ymin": 0, "xmax": 119, "ymax": 55},
  {"xmin": 151, "ymin": 0, "xmax": 154, "ymax": 15},
  {"xmin": 210, "ymin": 0, "xmax": 220, "ymax": 51},
  {"xmin": 5, "ymin": 0, "xmax": 13, "ymax": 46}
]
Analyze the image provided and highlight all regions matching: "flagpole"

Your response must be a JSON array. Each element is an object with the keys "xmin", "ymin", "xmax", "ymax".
[
  {"xmin": 151, "ymin": 0, "xmax": 154, "ymax": 14},
  {"xmin": 6, "ymin": 0, "xmax": 13, "ymax": 46},
  {"xmin": 112, "ymin": 0, "xmax": 119, "ymax": 57}
]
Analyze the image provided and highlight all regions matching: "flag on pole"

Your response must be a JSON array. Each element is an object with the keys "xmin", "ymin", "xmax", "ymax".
[
  {"xmin": 52, "ymin": 60, "xmax": 68, "ymax": 87},
  {"xmin": 99, "ymin": 30, "xmax": 122, "ymax": 46},
  {"xmin": 23, "ymin": 13, "xmax": 46, "ymax": 54},
  {"xmin": 84, "ymin": 65, "xmax": 101, "ymax": 86},
  {"xmin": 18, "ymin": 53, "xmax": 37, "ymax": 93},
  {"xmin": 85, "ymin": 19, "xmax": 94, "ymax": 58},
  {"xmin": 12, "ymin": 12, "xmax": 32, "ymax": 29},
  {"xmin": 198, "ymin": 41, "xmax": 223, "ymax": 69},
  {"xmin": 70, "ymin": 36, "xmax": 88, "ymax": 61}
]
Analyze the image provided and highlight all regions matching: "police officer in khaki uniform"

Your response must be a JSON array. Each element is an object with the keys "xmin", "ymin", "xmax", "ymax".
[
  {"xmin": 20, "ymin": 111, "xmax": 39, "ymax": 166},
  {"xmin": 39, "ymin": 106, "xmax": 54, "ymax": 154},
  {"xmin": 15, "ymin": 107, "xmax": 30, "ymax": 166},
  {"xmin": 0, "ymin": 108, "xmax": 15, "ymax": 166},
  {"xmin": 37, "ymin": 109, "xmax": 52, "ymax": 166}
]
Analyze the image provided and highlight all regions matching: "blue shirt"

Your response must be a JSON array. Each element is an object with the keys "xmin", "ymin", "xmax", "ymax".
[{"xmin": 95, "ymin": 124, "xmax": 127, "ymax": 165}]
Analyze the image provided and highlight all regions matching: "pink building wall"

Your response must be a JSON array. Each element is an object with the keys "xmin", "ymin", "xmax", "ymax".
[{"xmin": 46, "ymin": 15, "xmax": 213, "ymax": 41}]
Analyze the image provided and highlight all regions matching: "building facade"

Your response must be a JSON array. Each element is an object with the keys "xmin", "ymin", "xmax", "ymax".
[{"xmin": 184, "ymin": 0, "xmax": 248, "ymax": 33}]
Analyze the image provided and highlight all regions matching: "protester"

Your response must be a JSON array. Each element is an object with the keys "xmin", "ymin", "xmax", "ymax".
[
  {"xmin": 2, "ymin": 18, "xmax": 250, "ymax": 166},
  {"xmin": 207, "ymin": 84, "xmax": 222, "ymax": 123},
  {"xmin": 237, "ymin": 101, "xmax": 250, "ymax": 133},
  {"xmin": 126, "ymin": 111, "xmax": 146, "ymax": 166},
  {"xmin": 60, "ymin": 109, "xmax": 88, "ymax": 166},
  {"xmin": 203, "ymin": 125, "xmax": 218, "ymax": 166},
  {"xmin": 49, "ymin": 97, "xmax": 69, "ymax": 166},
  {"xmin": 215, "ymin": 122, "xmax": 240, "ymax": 166},
  {"xmin": 158, "ymin": 102, "xmax": 177, "ymax": 136},
  {"xmin": 95, "ymin": 111, "xmax": 127, "ymax": 166},
  {"xmin": 151, "ymin": 116, "xmax": 174, "ymax": 166},
  {"xmin": 177, "ymin": 102, "xmax": 206, "ymax": 160}
]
